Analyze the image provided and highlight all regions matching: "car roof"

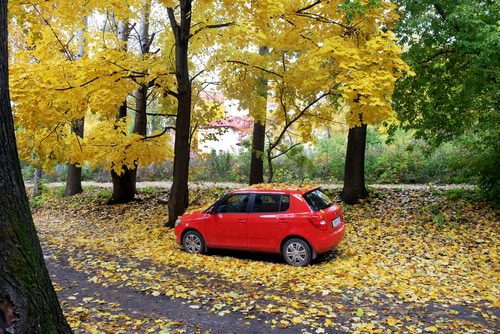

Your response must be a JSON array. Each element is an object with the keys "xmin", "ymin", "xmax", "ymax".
[{"xmin": 231, "ymin": 184, "xmax": 320, "ymax": 195}]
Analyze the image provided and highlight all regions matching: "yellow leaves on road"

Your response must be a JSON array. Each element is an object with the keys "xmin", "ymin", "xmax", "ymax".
[{"xmin": 35, "ymin": 187, "xmax": 499, "ymax": 333}]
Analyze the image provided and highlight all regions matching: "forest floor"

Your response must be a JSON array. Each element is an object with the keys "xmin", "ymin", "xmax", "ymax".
[{"xmin": 31, "ymin": 185, "xmax": 498, "ymax": 334}]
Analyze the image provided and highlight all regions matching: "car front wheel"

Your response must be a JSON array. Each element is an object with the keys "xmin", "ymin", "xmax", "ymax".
[
  {"xmin": 182, "ymin": 231, "xmax": 205, "ymax": 254},
  {"xmin": 282, "ymin": 238, "xmax": 312, "ymax": 266}
]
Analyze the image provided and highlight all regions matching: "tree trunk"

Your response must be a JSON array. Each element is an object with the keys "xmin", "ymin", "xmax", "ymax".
[
  {"xmin": 266, "ymin": 150, "xmax": 274, "ymax": 183},
  {"xmin": 64, "ymin": 19, "xmax": 87, "ymax": 197},
  {"xmin": 249, "ymin": 120, "xmax": 265, "ymax": 184},
  {"xmin": 134, "ymin": 85, "xmax": 148, "ymax": 136},
  {"xmin": 110, "ymin": 167, "xmax": 137, "ymax": 204},
  {"xmin": 110, "ymin": 101, "xmax": 137, "ymax": 203},
  {"xmin": 249, "ymin": 46, "xmax": 269, "ymax": 185},
  {"xmin": 341, "ymin": 124, "xmax": 369, "ymax": 204},
  {"xmin": 32, "ymin": 168, "xmax": 42, "ymax": 197},
  {"xmin": 64, "ymin": 120, "xmax": 84, "ymax": 196},
  {"xmin": 0, "ymin": 3, "xmax": 72, "ymax": 332},
  {"xmin": 109, "ymin": 21, "xmax": 137, "ymax": 204},
  {"xmin": 167, "ymin": 0, "xmax": 192, "ymax": 227}
]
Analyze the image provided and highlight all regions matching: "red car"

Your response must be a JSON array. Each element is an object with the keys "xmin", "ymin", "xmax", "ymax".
[{"xmin": 174, "ymin": 187, "xmax": 345, "ymax": 266}]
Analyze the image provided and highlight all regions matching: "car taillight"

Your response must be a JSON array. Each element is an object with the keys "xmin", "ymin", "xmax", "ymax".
[{"xmin": 308, "ymin": 215, "xmax": 327, "ymax": 230}]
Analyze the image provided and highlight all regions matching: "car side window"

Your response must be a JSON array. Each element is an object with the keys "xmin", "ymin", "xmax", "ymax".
[
  {"xmin": 280, "ymin": 195, "xmax": 290, "ymax": 212},
  {"xmin": 214, "ymin": 194, "xmax": 249, "ymax": 213},
  {"xmin": 253, "ymin": 194, "xmax": 290, "ymax": 213}
]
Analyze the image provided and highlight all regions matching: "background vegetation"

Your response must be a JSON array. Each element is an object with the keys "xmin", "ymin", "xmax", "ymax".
[{"xmin": 25, "ymin": 128, "xmax": 480, "ymax": 186}]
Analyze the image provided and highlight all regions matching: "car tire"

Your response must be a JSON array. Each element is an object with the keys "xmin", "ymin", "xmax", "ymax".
[
  {"xmin": 282, "ymin": 238, "xmax": 312, "ymax": 266},
  {"xmin": 182, "ymin": 230, "xmax": 205, "ymax": 254}
]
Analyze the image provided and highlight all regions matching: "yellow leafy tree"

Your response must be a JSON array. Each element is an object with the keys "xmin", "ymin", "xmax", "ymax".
[
  {"xmin": 213, "ymin": 0, "xmax": 413, "ymax": 184},
  {"xmin": 9, "ymin": 0, "xmax": 175, "ymax": 201}
]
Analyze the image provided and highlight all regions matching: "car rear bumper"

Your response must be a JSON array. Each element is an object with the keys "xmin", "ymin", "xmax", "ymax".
[{"xmin": 312, "ymin": 224, "xmax": 345, "ymax": 254}]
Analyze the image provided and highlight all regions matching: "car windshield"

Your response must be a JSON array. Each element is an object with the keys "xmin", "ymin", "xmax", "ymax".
[{"xmin": 303, "ymin": 189, "xmax": 333, "ymax": 211}]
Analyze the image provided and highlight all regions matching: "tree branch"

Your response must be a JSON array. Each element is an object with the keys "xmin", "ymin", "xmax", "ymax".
[
  {"xmin": 226, "ymin": 60, "xmax": 283, "ymax": 78},
  {"xmin": 141, "ymin": 126, "xmax": 175, "ymax": 140},
  {"xmin": 189, "ymin": 22, "xmax": 234, "ymax": 39},
  {"xmin": 296, "ymin": 0, "xmax": 322, "ymax": 14}
]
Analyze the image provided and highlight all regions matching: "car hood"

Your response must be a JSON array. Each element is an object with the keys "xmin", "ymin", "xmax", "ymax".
[{"xmin": 181, "ymin": 210, "xmax": 206, "ymax": 221}]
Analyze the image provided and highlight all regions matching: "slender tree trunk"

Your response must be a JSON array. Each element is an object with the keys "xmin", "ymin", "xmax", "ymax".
[
  {"xmin": 0, "ymin": 3, "xmax": 72, "ymax": 332},
  {"xmin": 64, "ymin": 120, "xmax": 84, "ymax": 196},
  {"xmin": 266, "ymin": 150, "xmax": 274, "ymax": 183},
  {"xmin": 341, "ymin": 124, "xmax": 369, "ymax": 204},
  {"xmin": 167, "ymin": 0, "xmax": 192, "ymax": 227},
  {"xmin": 249, "ymin": 46, "xmax": 269, "ymax": 185},
  {"xmin": 134, "ymin": 85, "xmax": 148, "ymax": 136},
  {"xmin": 32, "ymin": 168, "xmax": 42, "ymax": 197},
  {"xmin": 64, "ymin": 19, "xmax": 87, "ymax": 197}
]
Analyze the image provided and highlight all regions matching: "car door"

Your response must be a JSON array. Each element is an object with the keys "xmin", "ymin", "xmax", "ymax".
[
  {"xmin": 246, "ymin": 193, "xmax": 292, "ymax": 252},
  {"xmin": 205, "ymin": 193, "xmax": 249, "ymax": 249}
]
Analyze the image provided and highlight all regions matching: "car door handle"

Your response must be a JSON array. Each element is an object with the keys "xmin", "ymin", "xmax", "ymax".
[
  {"xmin": 237, "ymin": 219, "xmax": 246, "ymax": 223},
  {"xmin": 278, "ymin": 218, "xmax": 288, "ymax": 224}
]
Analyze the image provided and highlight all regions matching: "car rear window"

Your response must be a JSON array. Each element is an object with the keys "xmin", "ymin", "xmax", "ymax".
[
  {"xmin": 303, "ymin": 189, "xmax": 332, "ymax": 211},
  {"xmin": 253, "ymin": 194, "xmax": 290, "ymax": 213}
]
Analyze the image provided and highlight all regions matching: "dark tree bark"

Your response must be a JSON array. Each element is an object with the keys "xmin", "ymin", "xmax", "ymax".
[
  {"xmin": 64, "ymin": 119, "xmax": 84, "ymax": 196},
  {"xmin": 166, "ymin": 0, "xmax": 192, "ymax": 227},
  {"xmin": 248, "ymin": 46, "xmax": 269, "ymax": 185},
  {"xmin": 341, "ymin": 124, "xmax": 369, "ymax": 204},
  {"xmin": 110, "ymin": 166, "xmax": 137, "ymax": 204},
  {"xmin": 110, "ymin": 101, "xmax": 137, "ymax": 203},
  {"xmin": 0, "ymin": 3, "xmax": 72, "ymax": 332},
  {"xmin": 167, "ymin": 1, "xmax": 193, "ymax": 227},
  {"xmin": 134, "ymin": 85, "xmax": 148, "ymax": 136},
  {"xmin": 266, "ymin": 149, "xmax": 274, "ymax": 183},
  {"xmin": 249, "ymin": 120, "xmax": 265, "ymax": 184},
  {"xmin": 109, "ymin": 22, "xmax": 138, "ymax": 204},
  {"xmin": 64, "ymin": 19, "xmax": 87, "ymax": 197}
]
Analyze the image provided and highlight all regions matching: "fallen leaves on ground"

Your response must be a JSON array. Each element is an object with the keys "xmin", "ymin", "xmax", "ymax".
[{"xmin": 34, "ymin": 186, "xmax": 499, "ymax": 333}]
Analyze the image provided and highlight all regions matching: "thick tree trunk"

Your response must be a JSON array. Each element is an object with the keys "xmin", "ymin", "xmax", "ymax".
[
  {"xmin": 110, "ymin": 102, "xmax": 137, "ymax": 203},
  {"xmin": 248, "ymin": 46, "xmax": 269, "ymax": 185},
  {"xmin": 249, "ymin": 120, "xmax": 265, "ymax": 184},
  {"xmin": 341, "ymin": 124, "xmax": 369, "ymax": 204},
  {"xmin": 110, "ymin": 22, "xmax": 137, "ymax": 204},
  {"xmin": 167, "ymin": 0, "xmax": 192, "ymax": 227},
  {"xmin": 32, "ymin": 168, "xmax": 42, "ymax": 197},
  {"xmin": 0, "ymin": 3, "xmax": 72, "ymax": 332},
  {"xmin": 64, "ymin": 119, "xmax": 84, "ymax": 196},
  {"xmin": 110, "ymin": 167, "xmax": 137, "ymax": 204}
]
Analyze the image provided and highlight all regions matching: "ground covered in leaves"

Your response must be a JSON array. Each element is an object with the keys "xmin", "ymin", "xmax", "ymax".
[{"xmin": 32, "ymin": 185, "xmax": 499, "ymax": 333}]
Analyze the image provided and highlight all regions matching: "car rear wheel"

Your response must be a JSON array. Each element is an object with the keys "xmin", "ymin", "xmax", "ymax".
[
  {"xmin": 182, "ymin": 231, "xmax": 205, "ymax": 254},
  {"xmin": 282, "ymin": 238, "xmax": 311, "ymax": 266}
]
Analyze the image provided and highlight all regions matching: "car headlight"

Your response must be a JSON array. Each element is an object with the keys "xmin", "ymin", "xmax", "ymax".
[
  {"xmin": 175, "ymin": 219, "xmax": 181, "ymax": 227},
  {"xmin": 332, "ymin": 217, "xmax": 342, "ymax": 228}
]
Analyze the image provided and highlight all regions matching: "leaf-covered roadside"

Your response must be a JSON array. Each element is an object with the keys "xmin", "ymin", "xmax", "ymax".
[{"xmin": 33, "ymin": 186, "xmax": 499, "ymax": 333}]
